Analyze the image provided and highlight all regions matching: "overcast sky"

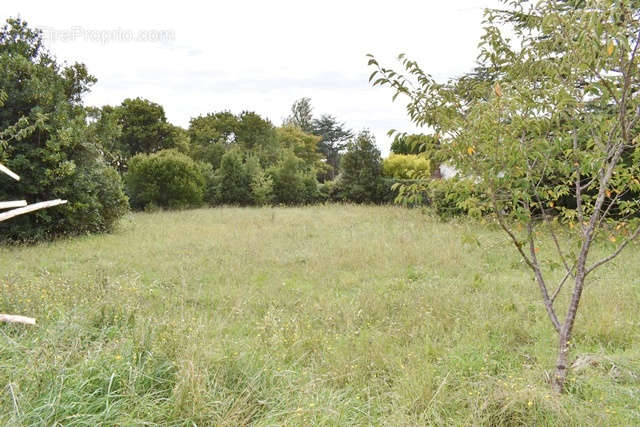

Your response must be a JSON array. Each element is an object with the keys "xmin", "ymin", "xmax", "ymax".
[{"xmin": 3, "ymin": 0, "xmax": 501, "ymax": 155}]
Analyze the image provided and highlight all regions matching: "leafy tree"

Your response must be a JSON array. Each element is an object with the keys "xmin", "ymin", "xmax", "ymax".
[
  {"xmin": 337, "ymin": 130, "xmax": 385, "ymax": 203},
  {"xmin": 391, "ymin": 133, "xmax": 438, "ymax": 155},
  {"xmin": 250, "ymin": 168, "xmax": 274, "ymax": 206},
  {"xmin": 311, "ymin": 114, "xmax": 353, "ymax": 180},
  {"xmin": 125, "ymin": 149, "xmax": 206, "ymax": 210},
  {"xmin": 284, "ymin": 97, "xmax": 314, "ymax": 132},
  {"xmin": 189, "ymin": 111, "xmax": 281, "ymax": 169},
  {"xmin": 115, "ymin": 98, "xmax": 179, "ymax": 161},
  {"xmin": 284, "ymin": 98, "xmax": 353, "ymax": 180},
  {"xmin": 189, "ymin": 111, "xmax": 240, "ymax": 146},
  {"xmin": 382, "ymin": 154, "xmax": 432, "ymax": 179},
  {"xmin": 86, "ymin": 105, "xmax": 127, "ymax": 171},
  {"xmin": 0, "ymin": 18, "xmax": 128, "ymax": 240},
  {"xmin": 236, "ymin": 111, "xmax": 280, "ymax": 166},
  {"xmin": 276, "ymin": 125, "xmax": 323, "ymax": 171},
  {"xmin": 370, "ymin": 0, "xmax": 640, "ymax": 392},
  {"xmin": 268, "ymin": 152, "xmax": 316, "ymax": 205},
  {"xmin": 189, "ymin": 142, "xmax": 226, "ymax": 170},
  {"xmin": 215, "ymin": 149, "xmax": 253, "ymax": 205}
]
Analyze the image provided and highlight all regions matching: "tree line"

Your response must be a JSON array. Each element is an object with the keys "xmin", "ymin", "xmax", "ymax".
[{"xmin": 0, "ymin": 18, "xmax": 437, "ymax": 241}]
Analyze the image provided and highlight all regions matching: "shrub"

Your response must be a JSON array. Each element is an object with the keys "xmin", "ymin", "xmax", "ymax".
[
  {"xmin": 426, "ymin": 178, "xmax": 488, "ymax": 219},
  {"xmin": 268, "ymin": 153, "xmax": 307, "ymax": 205},
  {"xmin": 250, "ymin": 170, "xmax": 274, "ymax": 206},
  {"xmin": 302, "ymin": 173, "xmax": 321, "ymax": 203},
  {"xmin": 318, "ymin": 180, "xmax": 339, "ymax": 202},
  {"xmin": 214, "ymin": 150, "xmax": 252, "ymax": 205},
  {"xmin": 0, "ymin": 19, "xmax": 129, "ymax": 241},
  {"xmin": 196, "ymin": 161, "xmax": 217, "ymax": 205},
  {"xmin": 125, "ymin": 150, "xmax": 206, "ymax": 210},
  {"xmin": 337, "ymin": 130, "xmax": 386, "ymax": 203},
  {"xmin": 189, "ymin": 142, "xmax": 226, "ymax": 170},
  {"xmin": 382, "ymin": 154, "xmax": 432, "ymax": 179}
]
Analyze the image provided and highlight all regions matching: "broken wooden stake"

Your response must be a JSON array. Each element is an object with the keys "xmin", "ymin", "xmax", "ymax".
[
  {"xmin": 0, "ymin": 314, "xmax": 36, "ymax": 325},
  {"xmin": 0, "ymin": 200, "xmax": 27, "ymax": 210},
  {"xmin": 0, "ymin": 162, "xmax": 20, "ymax": 181},
  {"xmin": 0, "ymin": 199, "xmax": 67, "ymax": 222}
]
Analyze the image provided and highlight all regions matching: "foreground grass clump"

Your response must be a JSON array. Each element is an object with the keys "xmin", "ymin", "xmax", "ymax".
[{"xmin": 1, "ymin": 205, "xmax": 639, "ymax": 425}]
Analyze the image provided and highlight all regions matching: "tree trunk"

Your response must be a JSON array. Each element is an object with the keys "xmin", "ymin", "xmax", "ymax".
[
  {"xmin": 552, "ymin": 270, "xmax": 586, "ymax": 392},
  {"xmin": 553, "ymin": 330, "xmax": 570, "ymax": 392}
]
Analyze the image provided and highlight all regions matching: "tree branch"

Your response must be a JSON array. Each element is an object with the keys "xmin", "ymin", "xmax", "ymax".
[{"xmin": 586, "ymin": 223, "xmax": 640, "ymax": 276}]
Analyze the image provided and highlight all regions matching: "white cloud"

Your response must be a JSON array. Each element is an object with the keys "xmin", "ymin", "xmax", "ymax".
[{"xmin": 3, "ymin": 0, "xmax": 501, "ymax": 155}]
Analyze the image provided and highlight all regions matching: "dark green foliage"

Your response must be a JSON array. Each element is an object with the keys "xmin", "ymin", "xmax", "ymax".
[
  {"xmin": 268, "ymin": 153, "xmax": 311, "ymax": 205},
  {"xmin": 0, "ymin": 18, "xmax": 128, "ymax": 241},
  {"xmin": 189, "ymin": 143, "xmax": 226, "ymax": 170},
  {"xmin": 197, "ymin": 161, "xmax": 217, "ymax": 205},
  {"xmin": 115, "ymin": 98, "xmax": 182, "ymax": 160},
  {"xmin": 86, "ymin": 106, "xmax": 127, "ymax": 172},
  {"xmin": 311, "ymin": 114, "xmax": 353, "ymax": 181},
  {"xmin": 189, "ymin": 111, "xmax": 240, "ymax": 146},
  {"xmin": 188, "ymin": 111, "xmax": 281, "ymax": 170},
  {"xmin": 336, "ymin": 130, "xmax": 386, "ymax": 203},
  {"xmin": 390, "ymin": 134, "xmax": 439, "ymax": 155},
  {"xmin": 215, "ymin": 150, "xmax": 252, "ymax": 206},
  {"xmin": 284, "ymin": 98, "xmax": 353, "ymax": 181},
  {"xmin": 125, "ymin": 150, "xmax": 206, "ymax": 210},
  {"xmin": 235, "ymin": 112, "xmax": 280, "ymax": 166},
  {"xmin": 302, "ymin": 173, "xmax": 321, "ymax": 203}
]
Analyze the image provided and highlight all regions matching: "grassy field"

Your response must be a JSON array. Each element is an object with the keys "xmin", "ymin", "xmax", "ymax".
[{"xmin": 0, "ymin": 205, "xmax": 639, "ymax": 425}]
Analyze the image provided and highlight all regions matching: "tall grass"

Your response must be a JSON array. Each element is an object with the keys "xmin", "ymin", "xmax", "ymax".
[{"xmin": 1, "ymin": 205, "xmax": 639, "ymax": 425}]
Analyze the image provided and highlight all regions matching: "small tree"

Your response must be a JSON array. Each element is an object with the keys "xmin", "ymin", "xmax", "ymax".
[
  {"xmin": 370, "ymin": 0, "xmax": 640, "ymax": 392},
  {"xmin": 125, "ymin": 150, "xmax": 207, "ymax": 210},
  {"xmin": 338, "ymin": 130, "xmax": 385, "ymax": 203}
]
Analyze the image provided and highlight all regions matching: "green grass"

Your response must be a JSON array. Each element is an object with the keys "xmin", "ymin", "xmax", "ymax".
[{"xmin": 1, "ymin": 205, "xmax": 639, "ymax": 425}]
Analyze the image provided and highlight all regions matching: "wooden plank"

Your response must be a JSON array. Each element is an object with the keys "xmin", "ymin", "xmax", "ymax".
[
  {"xmin": 0, "ymin": 314, "xmax": 36, "ymax": 325},
  {"xmin": 0, "ymin": 163, "xmax": 20, "ymax": 181},
  {"xmin": 0, "ymin": 200, "xmax": 27, "ymax": 210},
  {"xmin": 0, "ymin": 199, "xmax": 67, "ymax": 223}
]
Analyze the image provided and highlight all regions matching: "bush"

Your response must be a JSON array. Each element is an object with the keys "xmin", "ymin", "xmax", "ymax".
[
  {"xmin": 0, "ymin": 161, "xmax": 129, "ymax": 241},
  {"xmin": 250, "ymin": 169, "xmax": 274, "ymax": 206},
  {"xmin": 337, "ymin": 130, "xmax": 386, "ymax": 203},
  {"xmin": 0, "ymin": 19, "xmax": 129, "ymax": 241},
  {"xmin": 214, "ymin": 150, "xmax": 252, "ymax": 205},
  {"xmin": 72, "ymin": 164, "xmax": 130, "ymax": 232},
  {"xmin": 426, "ymin": 178, "xmax": 488, "ymax": 219},
  {"xmin": 382, "ymin": 154, "xmax": 432, "ymax": 179},
  {"xmin": 268, "ymin": 153, "xmax": 308, "ymax": 205},
  {"xmin": 189, "ymin": 143, "xmax": 226, "ymax": 170},
  {"xmin": 125, "ymin": 150, "xmax": 206, "ymax": 210}
]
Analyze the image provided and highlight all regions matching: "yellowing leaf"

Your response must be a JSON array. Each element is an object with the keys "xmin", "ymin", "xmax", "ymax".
[
  {"xmin": 609, "ymin": 236, "xmax": 617, "ymax": 243},
  {"xmin": 569, "ymin": 222, "xmax": 575, "ymax": 230},
  {"xmin": 607, "ymin": 40, "xmax": 614, "ymax": 56},
  {"xmin": 549, "ymin": 202, "xmax": 554, "ymax": 208},
  {"xmin": 467, "ymin": 146, "xmax": 476, "ymax": 155},
  {"xmin": 494, "ymin": 82, "xmax": 503, "ymax": 97},
  {"xmin": 606, "ymin": 190, "xmax": 612, "ymax": 198}
]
